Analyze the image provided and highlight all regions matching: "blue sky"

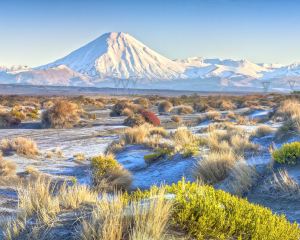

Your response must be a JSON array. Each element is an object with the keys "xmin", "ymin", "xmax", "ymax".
[{"xmin": 1, "ymin": 0, "xmax": 300, "ymax": 66}]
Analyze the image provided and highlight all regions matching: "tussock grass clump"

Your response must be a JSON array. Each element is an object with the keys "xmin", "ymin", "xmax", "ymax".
[
  {"xmin": 110, "ymin": 100, "xmax": 142, "ymax": 117},
  {"xmin": 80, "ymin": 193, "xmax": 126, "ymax": 240},
  {"xmin": 218, "ymin": 99, "xmax": 236, "ymax": 110},
  {"xmin": 0, "ymin": 155, "xmax": 17, "ymax": 177},
  {"xmin": 79, "ymin": 188, "xmax": 172, "ymax": 240},
  {"xmin": 1, "ymin": 137, "xmax": 39, "ymax": 157},
  {"xmin": 171, "ymin": 115, "xmax": 182, "ymax": 123},
  {"xmin": 207, "ymin": 127, "xmax": 258, "ymax": 155},
  {"xmin": 129, "ymin": 188, "xmax": 172, "ymax": 240},
  {"xmin": 263, "ymin": 169, "xmax": 300, "ymax": 198},
  {"xmin": 193, "ymin": 102, "xmax": 209, "ymax": 112},
  {"xmin": 172, "ymin": 105, "xmax": 193, "ymax": 115},
  {"xmin": 272, "ymin": 142, "xmax": 300, "ymax": 165},
  {"xmin": 42, "ymin": 100, "xmax": 81, "ymax": 128},
  {"xmin": 165, "ymin": 179, "xmax": 300, "ymax": 240},
  {"xmin": 18, "ymin": 177, "xmax": 60, "ymax": 225},
  {"xmin": 123, "ymin": 124, "xmax": 166, "ymax": 146},
  {"xmin": 252, "ymin": 125, "xmax": 274, "ymax": 137},
  {"xmin": 2, "ymin": 216, "xmax": 27, "ymax": 240},
  {"xmin": 73, "ymin": 153, "xmax": 86, "ymax": 162},
  {"xmin": 275, "ymin": 99, "xmax": 300, "ymax": 138},
  {"xmin": 45, "ymin": 147, "xmax": 64, "ymax": 158},
  {"xmin": 158, "ymin": 101, "xmax": 173, "ymax": 113},
  {"xmin": 59, "ymin": 184, "xmax": 98, "ymax": 209},
  {"xmin": 91, "ymin": 154, "xmax": 132, "ymax": 191},
  {"xmin": 206, "ymin": 110, "xmax": 222, "ymax": 121},
  {"xmin": 133, "ymin": 97, "xmax": 150, "ymax": 108},
  {"xmin": 105, "ymin": 139, "xmax": 126, "ymax": 155},
  {"xmin": 195, "ymin": 151, "xmax": 240, "ymax": 184},
  {"xmin": 229, "ymin": 161, "xmax": 257, "ymax": 195},
  {"xmin": 171, "ymin": 127, "xmax": 203, "ymax": 157}
]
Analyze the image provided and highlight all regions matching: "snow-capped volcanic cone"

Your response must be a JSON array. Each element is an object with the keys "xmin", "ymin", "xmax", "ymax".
[{"xmin": 39, "ymin": 32, "xmax": 186, "ymax": 81}]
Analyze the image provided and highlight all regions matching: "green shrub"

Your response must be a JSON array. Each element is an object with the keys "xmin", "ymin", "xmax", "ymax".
[
  {"xmin": 131, "ymin": 179, "xmax": 300, "ymax": 240},
  {"xmin": 272, "ymin": 142, "xmax": 300, "ymax": 165},
  {"xmin": 143, "ymin": 148, "xmax": 172, "ymax": 163}
]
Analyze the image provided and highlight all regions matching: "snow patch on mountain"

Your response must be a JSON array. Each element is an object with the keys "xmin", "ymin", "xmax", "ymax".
[
  {"xmin": 1, "ymin": 32, "xmax": 300, "ymax": 91},
  {"xmin": 39, "ymin": 32, "xmax": 186, "ymax": 81}
]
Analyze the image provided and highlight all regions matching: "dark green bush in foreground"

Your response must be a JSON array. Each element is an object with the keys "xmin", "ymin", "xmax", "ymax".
[
  {"xmin": 131, "ymin": 179, "xmax": 300, "ymax": 240},
  {"xmin": 272, "ymin": 142, "xmax": 300, "ymax": 165}
]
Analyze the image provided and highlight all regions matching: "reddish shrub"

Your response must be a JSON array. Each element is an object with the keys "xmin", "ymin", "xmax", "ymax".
[{"xmin": 140, "ymin": 110, "xmax": 160, "ymax": 126}]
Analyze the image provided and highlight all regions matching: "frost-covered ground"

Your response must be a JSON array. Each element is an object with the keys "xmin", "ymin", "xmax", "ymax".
[{"xmin": 1, "ymin": 105, "xmax": 300, "ymax": 224}]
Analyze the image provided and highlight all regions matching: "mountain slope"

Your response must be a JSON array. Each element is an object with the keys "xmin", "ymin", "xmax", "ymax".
[
  {"xmin": 39, "ymin": 32, "xmax": 186, "ymax": 81},
  {"xmin": 1, "ymin": 32, "xmax": 300, "ymax": 91}
]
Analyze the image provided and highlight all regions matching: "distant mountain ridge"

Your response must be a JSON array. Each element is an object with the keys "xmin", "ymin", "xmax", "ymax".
[{"xmin": 1, "ymin": 32, "xmax": 299, "ymax": 91}]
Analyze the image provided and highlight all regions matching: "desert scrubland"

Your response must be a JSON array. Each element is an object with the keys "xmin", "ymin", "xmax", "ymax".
[{"xmin": 0, "ymin": 93, "xmax": 300, "ymax": 239}]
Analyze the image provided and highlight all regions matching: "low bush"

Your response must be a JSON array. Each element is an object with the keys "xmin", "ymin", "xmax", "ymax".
[
  {"xmin": 272, "ymin": 142, "xmax": 300, "ymax": 165},
  {"xmin": 42, "ymin": 100, "xmax": 81, "ymax": 128},
  {"xmin": 158, "ymin": 101, "xmax": 173, "ymax": 113},
  {"xmin": 174, "ymin": 105, "xmax": 193, "ymax": 115},
  {"xmin": 91, "ymin": 154, "xmax": 132, "ymax": 191},
  {"xmin": 171, "ymin": 115, "xmax": 182, "ymax": 123},
  {"xmin": 193, "ymin": 102, "xmax": 209, "ymax": 112},
  {"xmin": 124, "ymin": 114, "xmax": 146, "ymax": 127},
  {"xmin": 133, "ymin": 97, "xmax": 150, "ymax": 108},
  {"xmin": 110, "ymin": 101, "xmax": 141, "ymax": 117},
  {"xmin": 1, "ymin": 137, "xmax": 39, "ymax": 157},
  {"xmin": 167, "ymin": 180, "xmax": 300, "ymax": 240},
  {"xmin": 140, "ymin": 110, "xmax": 160, "ymax": 126},
  {"xmin": 0, "ymin": 112, "xmax": 21, "ymax": 128},
  {"xmin": 11, "ymin": 105, "xmax": 39, "ymax": 120}
]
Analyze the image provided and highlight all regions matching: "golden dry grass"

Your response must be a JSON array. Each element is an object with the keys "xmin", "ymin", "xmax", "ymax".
[
  {"xmin": 194, "ymin": 150, "xmax": 241, "ymax": 184},
  {"xmin": 59, "ymin": 184, "xmax": 98, "ymax": 209},
  {"xmin": 79, "ymin": 193, "xmax": 126, "ymax": 240},
  {"xmin": 123, "ymin": 123, "xmax": 166, "ymax": 146},
  {"xmin": 229, "ymin": 161, "xmax": 257, "ymax": 195},
  {"xmin": 79, "ymin": 188, "xmax": 172, "ymax": 240},
  {"xmin": 129, "ymin": 188, "xmax": 172, "ymax": 240},
  {"xmin": 206, "ymin": 110, "xmax": 222, "ymax": 120},
  {"xmin": 0, "ymin": 155, "xmax": 17, "ymax": 177},
  {"xmin": 2, "ymin": 216, "xmax": 27, "ymax": 240},
  {"xmin": 276, "ymin": 99, "xmax": 300, "ymax": 138},
  {"xmin": 73, "ymin": 153, "xmax": 86, "ymax": 162},
  {"xmin": 171, "ymin": 127, "xmax": 202, "ymax": 157},
  {"xmin": 18, "ymin": 177, "xmax": 60, "ymax": 225},
  {"xmin": 207, "ymin": 127, "xmax": 258, "ymax": 155},
  {"xmin": 252, "ymin": 125, "xmax": 274, "ymax": 137},
  {"xmin": 173, "ymin": 105, "xmax": 193, "ymax": 115},
  {"xmin": 1, "ymin": 137, "xmax": 39, "ymax": 157}
]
